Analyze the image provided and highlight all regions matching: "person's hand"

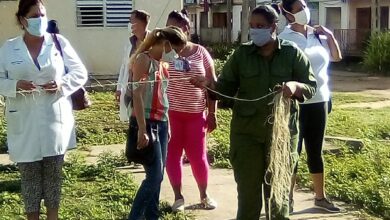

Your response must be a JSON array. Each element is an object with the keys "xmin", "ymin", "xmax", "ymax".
[
  {"xmin": 115, "ymin": 90, "xmax": 121, "ymax": 103},
  {"xmin": 190, "ymin": 76, "xmax": 210, "ymax": 89},
  {"xmin": 16, "ymin": 80, "xmax": 36, "ymax": 93},
  {"xmin": 206, "ymin": 113, "xmax": 217, "ymax": 133},
  {"xmin": 137, "ymin": 128, "xmax": 149, "ymax": 149},
  {"xmin": 40, "ymin": 80, "xmax": 59, "ymax": 94},
  {"xmin": 282, "ymin": 81, "xmax": 299, "ymax": 98},
  {"xmin": 314, "ymin": 25, "xmax": 333, "ymax": 37}
]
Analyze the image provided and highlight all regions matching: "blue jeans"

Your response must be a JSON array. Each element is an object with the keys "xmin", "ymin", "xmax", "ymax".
[{"xmin": 128, "ymin": 119, "xmax": 168, "ymax": 220}]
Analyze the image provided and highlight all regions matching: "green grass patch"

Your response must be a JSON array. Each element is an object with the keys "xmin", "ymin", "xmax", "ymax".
[
  {"xmin": 327, "ymin": 107, "xmax": 390, "ymax": 140},
  {"xmin": 0, "ymin": 152, "xmax": 192, "ymax": 220},
  {"xmin": 332, "ymin": 92, "xmax": 389, "ymax": 106}
]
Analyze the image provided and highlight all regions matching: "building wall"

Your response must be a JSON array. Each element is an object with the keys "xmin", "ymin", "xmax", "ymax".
[
  {"xmin": 317, "ymin": 0, "xmax": 349, "ymax": 29},
  {"xmin": 0, "ymin": 0, "xmax": 182, "ymax": 75},
  {"xmin": 348, "ymin": 0, "xmax": 390, "ymax": 29}
]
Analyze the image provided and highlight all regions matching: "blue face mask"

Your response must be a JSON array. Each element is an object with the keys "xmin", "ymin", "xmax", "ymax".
[
  {"xmin": 25, "ymin": 16, "xmax": 48, "ymax": 37},
  {"xmin": 249, "ymin": 28, "xmax": 272, "ymax": 47}
]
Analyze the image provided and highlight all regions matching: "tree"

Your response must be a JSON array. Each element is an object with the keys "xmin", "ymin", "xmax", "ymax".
[{"xmin": 241, "ymin": 0, "xmax": 250, "ymax": 42}]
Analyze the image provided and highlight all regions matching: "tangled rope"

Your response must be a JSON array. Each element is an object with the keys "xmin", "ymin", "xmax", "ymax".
[{"xmin": 265, "ymin": 92, "xmax": 292, "ymax": 214}]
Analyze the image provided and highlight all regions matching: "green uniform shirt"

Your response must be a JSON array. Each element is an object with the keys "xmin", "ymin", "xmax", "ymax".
[{"xmin": 216, "ymin": 38, "xmax": 317, "ymax": 144}]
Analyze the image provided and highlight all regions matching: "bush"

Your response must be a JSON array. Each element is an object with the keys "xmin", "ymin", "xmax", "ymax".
[
  {"xmin": 363, "ymin": 32, "xmax": 390, "ymax": 75},
  {"xmin": 205, "ymin": 43, "xmax": 238, "ymax": 61}
]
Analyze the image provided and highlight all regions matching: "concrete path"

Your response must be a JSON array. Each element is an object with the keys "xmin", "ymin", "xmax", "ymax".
[{"xmin": 0, "ymin": 144, "xmax": 372, "ymax": 220}]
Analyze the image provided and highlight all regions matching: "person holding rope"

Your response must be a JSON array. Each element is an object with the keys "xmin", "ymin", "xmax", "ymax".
[
  {"xmin": 126, "ymin": 26, "xmax": 187, "ymax": 220},
  {"xmin": 278, "ymin": 0, "xmax": 342, "ymax": 213},
  {"xmin": 0, "ymin": 0, "xmax": 87, "ymax": 219},
  {"xmin": 165, "ymin": 10, "xmax": 218, "ymax": 211},
  {"xmin": 191, "ymin": 5, "xmax": 316, "ymax": 220},
  {"xmin": 115, "ymin": 10, "xmax": 150, "ymax": 122}
]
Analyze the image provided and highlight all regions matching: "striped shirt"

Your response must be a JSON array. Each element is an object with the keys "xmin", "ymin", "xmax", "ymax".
[{"xmin": 167, "ymin": 45, "xmax": 214, "ymax": 113}]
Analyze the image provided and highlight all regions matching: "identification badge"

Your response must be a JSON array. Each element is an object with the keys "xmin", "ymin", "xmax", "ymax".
[{"xmin": 174, "ymin": 59, "xmax": 185, "ymax": 71}]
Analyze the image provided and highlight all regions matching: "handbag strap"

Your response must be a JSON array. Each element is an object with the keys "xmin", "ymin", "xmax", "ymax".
[{"xmin": 51, "ymin": 34, "xmax": 64, "ymax": 58}]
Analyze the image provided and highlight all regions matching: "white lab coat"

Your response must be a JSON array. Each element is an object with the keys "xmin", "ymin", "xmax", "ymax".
[
  {"xmin": 0, "ymin": 33, "xmax": 88, "ymax": 163},
  {"xmin": 116, "ymin": 38, "xmax": 132, "ymax": 122}
]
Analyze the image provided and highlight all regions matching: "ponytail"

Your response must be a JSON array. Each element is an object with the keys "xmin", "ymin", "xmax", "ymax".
[
  {"xmin": 129, "ymin": 28, "xmax": 164, "ymax": 67},
  {"xmin": 128, "ymin": 26, "xmax": 187, "ymax": 67}
]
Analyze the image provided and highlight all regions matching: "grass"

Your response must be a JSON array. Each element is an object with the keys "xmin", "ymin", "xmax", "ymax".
[
  {"xmin": 332, "ymin": 92, "xmax": 389, "ymax": 106},
  {"xmin": 1, "ymin": 91, "xmax": 390, "ymax": 218},
  {"xmin": 0, "ymin": 152, "xmax": 192, "ymax": 220}
]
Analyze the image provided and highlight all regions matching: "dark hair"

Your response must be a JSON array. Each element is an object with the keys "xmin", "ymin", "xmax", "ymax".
[
  {"xmin": 131, "ymin": 10, "xmax": 150, "ymax": 25},
  {"xmin": 282, "ymin": 0, "xmax": 298, "ymax": 14},
  {"xmin": 15, "ymin": 0, "xmax": 44, "ymax": 25},
  {"xmin": 168, "ymin": 9, "xmax": 190, "ymax": 27},
  {"xmin": 251, "ymin": 5, "xmax": 279, "ymax": 24},
  {"xmin": 270, "ymin": 3, "xmax": 281, "ymax": 15},
  {"xmin": 47, "ymin": 19, "xmax": 59, "ymax": 34}
]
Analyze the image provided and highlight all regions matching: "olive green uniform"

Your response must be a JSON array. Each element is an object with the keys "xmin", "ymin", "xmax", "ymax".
[{"xmin": 216, "ymin": 39, "xmax": 317, "ymax": 220}]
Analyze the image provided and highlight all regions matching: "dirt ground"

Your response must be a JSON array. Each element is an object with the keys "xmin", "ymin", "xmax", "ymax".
[{"xmin": 330, "ymin": 70, "xmax": 390, "ymax": 108}]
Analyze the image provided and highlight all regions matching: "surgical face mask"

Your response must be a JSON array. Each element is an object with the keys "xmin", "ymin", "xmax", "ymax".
[
  {"xmin": 25, "ymin": 16, "xmax": 48, "ymax": 37},
  {"xmin": 250, "ymin": 28, "xmax": 273, "ymax": 47},
  {"xmin": 287, "ymin": 7, "xmax": 310, "ymax": 25},
  {"xmin": 161, "ymin": 45, "xmax": 178, "ymax": 62}
]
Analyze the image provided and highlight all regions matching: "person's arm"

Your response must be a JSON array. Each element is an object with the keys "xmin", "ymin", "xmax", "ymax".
[
  {"xmin": 116, "ymin": 40, "xmax": 132, "ymax": 102},
  {"xmin": 204, "ymin": 50, "xmax": 218, "ymax": 132},
  {"xmin": 314, "ymin": 25, "xmax": 342, "ymax": 62},
  {"xmin": 132, "ymin": 53, "xmax": 150, "ymax": 149},
  {"xmin": 53, "ymin": 35, "xmax": 88, "ymax": 97},
  {"xmin": 0, "ymin": 43, "xmax": 29, "ymax": 97},
  {"xmin": 283, "ymin": 48, "xmax": 317, "ymax": 101}
]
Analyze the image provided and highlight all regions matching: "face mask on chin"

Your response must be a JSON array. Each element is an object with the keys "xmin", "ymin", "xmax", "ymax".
[
  {"xmin": 249, "ymin": 28, "xmax": 273, "ymax": 47},
  {"xmin": 25, "ymin": 16, "xmax": 48, "ymax": 37},
  {"xmin": 161, "ymin": 43, "xmax": 179, "ymax": 62}
]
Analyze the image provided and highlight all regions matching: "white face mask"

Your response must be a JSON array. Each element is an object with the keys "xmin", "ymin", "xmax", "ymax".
[
  {"xmin": 25, "ymin": 16, "xmax": 48, "ymax": 37},
  {"xmin": 284, "ymin": 7, "xmax": 311, "ymax": 25},
  {"xmin": 161, "ymin": 44, "xmax": 178, "ymax": 62}
]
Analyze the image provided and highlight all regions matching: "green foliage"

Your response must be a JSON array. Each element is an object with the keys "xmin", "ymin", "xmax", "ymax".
[
  {"xmin": 205, "ymin": 43, "xmax": 237, "ymax": 61},
  {"xmin": 363, "ymin": 32, "xmax": 390, "ymax": 75},
  {"xmin": 0, "ymin": 152, "xmax": 193, "ymax": 220},
  {"xmin": 208, "ymin": 109, "xmax": 232, "ymax": 168},
  {"xmin": 332, "ymin": 92, "xmax": 389, "ymax": 106}
]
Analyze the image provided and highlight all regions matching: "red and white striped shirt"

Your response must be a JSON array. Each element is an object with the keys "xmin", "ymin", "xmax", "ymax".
[{"xmin": 167, "ymin": 45, "xmax": 214, "ymax": 113}]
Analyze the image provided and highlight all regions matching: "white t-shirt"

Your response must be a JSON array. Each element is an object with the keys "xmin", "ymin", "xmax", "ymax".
[{"xmin": 279, "ymin": 26, "xmax": 331, "ymax": 104}]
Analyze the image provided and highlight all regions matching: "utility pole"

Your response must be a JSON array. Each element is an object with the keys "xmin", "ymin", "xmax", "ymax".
[
  {"xmin": 227, "ymin": 0, "xmax": 233, "ymax": 43},
  {"xmin": 249, "ymin": 0, "xmax": 256, "ymax": 11},
  {"xmin": 371, "ymin": 0, "xmax": 380, "ymax": 34},
  {"xmin": 241, "ymin": 0, "xmax": 249, "ymax": 42}
]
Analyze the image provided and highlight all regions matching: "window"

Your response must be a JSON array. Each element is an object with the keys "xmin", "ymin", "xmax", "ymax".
[{"xmin": 76, "ymin": 0, "xmax": 133, "ymax": 27}]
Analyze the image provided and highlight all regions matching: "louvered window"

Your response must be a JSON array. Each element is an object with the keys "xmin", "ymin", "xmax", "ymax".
[{"xmin": 76, "ymin": 0, "xmax": 133, "ymax": 27}]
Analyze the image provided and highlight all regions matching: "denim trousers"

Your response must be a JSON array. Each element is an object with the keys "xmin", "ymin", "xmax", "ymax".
[{"xmin": 128, "ymin": 119, "xmax": 168, "ymax": 220}]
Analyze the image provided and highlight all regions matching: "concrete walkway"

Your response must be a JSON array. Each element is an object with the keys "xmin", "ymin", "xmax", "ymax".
[{"xmin": 0, "ymin": 144, "xmax": 372, "ymax": 220}]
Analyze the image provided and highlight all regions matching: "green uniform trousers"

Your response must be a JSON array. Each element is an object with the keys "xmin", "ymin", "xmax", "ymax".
[{"xmin": 230, "ymin": 134, "xmax": 298, "ymax": 220}]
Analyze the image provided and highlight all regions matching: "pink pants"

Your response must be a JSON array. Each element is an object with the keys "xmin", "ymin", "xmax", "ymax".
[{"xmin": 166, "ymin": 110, "xmax": 209, "ymax": 188}]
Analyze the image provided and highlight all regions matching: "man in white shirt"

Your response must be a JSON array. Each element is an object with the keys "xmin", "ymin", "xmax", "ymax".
[{"xmin": 115, "ymin": 10, "xmax": 150, "ymax": 122}]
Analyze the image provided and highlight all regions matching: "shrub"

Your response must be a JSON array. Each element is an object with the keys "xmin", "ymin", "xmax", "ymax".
[
  {"xmin": 205, "ymin": 43, "xmax": 237, "ymax": 61},
  {"xmin": 363, "ymin": 32, "xmax": 390, "ymax": 75}
]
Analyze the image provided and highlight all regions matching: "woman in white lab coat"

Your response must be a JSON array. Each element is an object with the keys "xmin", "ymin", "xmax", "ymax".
[{"xmin": 0, "ymin": 0, "xmax": 87, "ymax": 219}]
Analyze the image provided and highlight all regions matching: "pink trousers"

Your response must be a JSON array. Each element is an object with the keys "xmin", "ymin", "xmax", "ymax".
[{"xmin": 166, "ymin": 110, "xmax": 209, "ymax": 188}]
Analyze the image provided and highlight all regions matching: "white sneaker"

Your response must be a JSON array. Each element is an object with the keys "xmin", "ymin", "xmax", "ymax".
[
  {"xmin": 172, "ymin": 198, "xmax": 185, "ymax": 212},
  {"xmin": 201, "ymin": 197, "xmax": 217, "ymax": 210}
]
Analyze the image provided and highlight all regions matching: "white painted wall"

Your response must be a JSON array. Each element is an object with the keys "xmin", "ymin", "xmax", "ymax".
[
  {"xmin": 318, "ymin": 0, "xmax": 349, "ymax": 29},
  {"xmin": 0, "ymin": 0, "xmax": 183, "ymax": 75}
]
